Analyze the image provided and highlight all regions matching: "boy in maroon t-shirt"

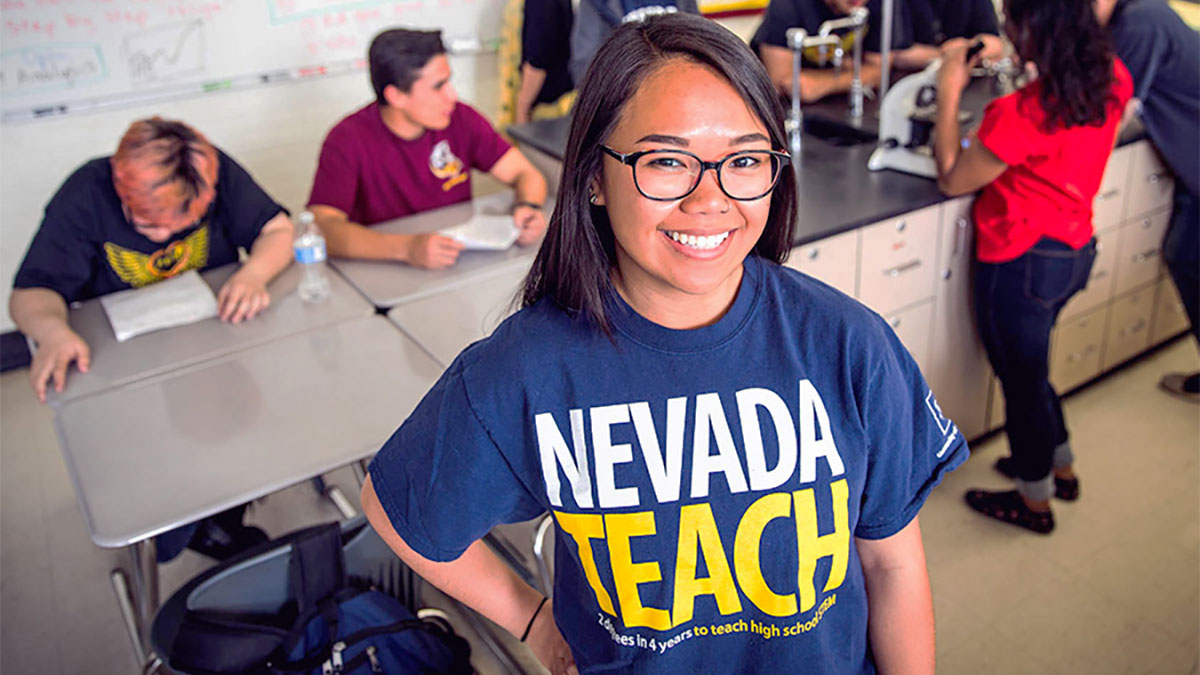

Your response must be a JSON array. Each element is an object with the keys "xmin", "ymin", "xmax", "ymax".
[{"xmin": 308, "ymin": 29, "xmax": 549, "ymax": 269}]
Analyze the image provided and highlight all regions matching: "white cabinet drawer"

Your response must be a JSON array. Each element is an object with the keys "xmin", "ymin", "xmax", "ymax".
[
  {"xmin": 1124, "ymin": 141, "xmax": 1175, "ymax": 220},
  {"xmin": 1050, "ymin": 304, "xmax": 1108, "ymax": 392},
  {"xmin": 1061, "ymin": 232, "xmax": 1117, "ymax": 319},
  {"xmin": 1094, "ymin": 144, "xmax": 1133, "ymax": 231},
  {"xmin": 884, "ymin": 299, "xmax": 934, "ymax": 376},
  {"xmin": 785, "ymin": 228, "xmax": 859, "ymax": 298},
  {"xmin": 1101, "ymin": 288, "xmax": 1155, "ymax": 371},
  {"xmin": 858, "ymin": 204, "xmax": 939, "ymax": 316},
  {"xmin": 1151, "ymin": 278, "xmax": 1191, "ymax": 345},
  {"xmin": 1113, "ymin": 212, "xmax": 1169, "ymax": 296}
]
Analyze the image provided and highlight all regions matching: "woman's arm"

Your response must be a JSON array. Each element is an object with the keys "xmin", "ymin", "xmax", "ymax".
[
  {"xmin": 856, "ymin": 517, "xmax": 935, "ymax": 674},
  {"xmin": 934, "ymin": 43, "xmax": 1008, "ymax": 196},
  {"xmin": 361, "ymin": 475, "xmax": 577, "ymax": 674}
]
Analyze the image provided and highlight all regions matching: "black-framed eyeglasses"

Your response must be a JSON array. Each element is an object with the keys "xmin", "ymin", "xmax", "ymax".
[{"xmin": 601, "ymin": 145, "xmax": 791, "ymax": 202}]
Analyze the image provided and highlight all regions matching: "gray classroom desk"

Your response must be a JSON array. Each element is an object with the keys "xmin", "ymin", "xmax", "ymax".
[
  {"xmin": 327, "ymin": 191, "xmax": 545, "ymax": 310},
  {"xmin": 53, "ymin": 314, "xmax": 442, "ymax": 668},
  {"xmin": 385, "ymin": 256, "xmax": 530, "ymax": 367},
  {"xmin": 49, "ymin": 261, "xmax": 374, "ymax": 406},
  {"xmin": 54, "ymin": 314, "xmax": 440, "ymax": 549}
]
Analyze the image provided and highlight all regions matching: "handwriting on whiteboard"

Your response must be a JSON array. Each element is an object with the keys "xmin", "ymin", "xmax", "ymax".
[
  {"xmin": 0, "ymin": 44, "xmax": 106, "ymax": 92},
  {"xmin": 122, "ymin": 20, "xmax": 205, "ymax": 84}
]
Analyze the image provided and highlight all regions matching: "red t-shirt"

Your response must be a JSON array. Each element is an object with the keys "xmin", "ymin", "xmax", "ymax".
[
  {"xmin": 307, "ymin": 102, "xmax": 511, "ymax": 225},
  {"xmin": 972, "ymin": 59, "xmax": 1133, "ymax": 263}
]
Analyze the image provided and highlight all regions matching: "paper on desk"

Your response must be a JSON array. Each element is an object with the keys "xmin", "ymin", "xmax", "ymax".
[
  {"xmin": 440, "ymin": 214, "xmax": 520, "ymax": 251},
  {"xmin": 99, "ymin": 270, "xmax": 220, "ymax": 342}
]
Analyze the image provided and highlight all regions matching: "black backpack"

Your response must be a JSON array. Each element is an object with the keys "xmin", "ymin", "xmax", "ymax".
[{"xmin": 154, "ymin": 521, "xmax": 473, "ymax": 674}]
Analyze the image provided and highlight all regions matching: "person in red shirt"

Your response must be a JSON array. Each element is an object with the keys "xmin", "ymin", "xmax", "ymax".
[
  {"xmin": 933, "ymin": 0, "xmax": 1133, "ymax": 534},
  {"xmin": 308, "ymin": 29, "xmax": 549, "ymax": 270}
]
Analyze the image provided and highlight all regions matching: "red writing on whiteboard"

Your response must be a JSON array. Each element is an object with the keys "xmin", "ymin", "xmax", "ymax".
[{"xmin": 5, "ymin": 18, "xmax": 57, "ymax": 39}]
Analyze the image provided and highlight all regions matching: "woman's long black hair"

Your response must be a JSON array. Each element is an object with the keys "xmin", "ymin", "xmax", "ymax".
[
  {"xmin": 520, "ymin": 12, "xmax": 797, "ymax": 334},
  {"xmin": 1005, "ymin": 0, "xmax": 1119, "ymax": 132}
]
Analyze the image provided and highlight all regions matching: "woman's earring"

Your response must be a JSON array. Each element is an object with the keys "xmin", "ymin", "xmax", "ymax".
[{"xmin": 588, "ymin": 193, "xmax": 599, "ymax": 205}]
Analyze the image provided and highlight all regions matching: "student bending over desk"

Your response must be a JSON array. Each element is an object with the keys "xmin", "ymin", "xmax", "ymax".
[
  {"xmin": 308, "ymin": 28, "xmax": 549, "ymax": 270},
  {"xmin": 10, "ymin": 117, "xmax": 294, "ymax": 405}
]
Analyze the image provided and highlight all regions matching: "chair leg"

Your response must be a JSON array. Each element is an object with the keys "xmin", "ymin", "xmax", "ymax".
[
  {"xmin": 533, "ymin": 514, "xmax": 554, "ymax": 596},
  {"xmin": 325, "ymin": 485, "xmax": 358, "ymax": 519},
  {"xmin": 110, "ymin": 568, "xmax": 147, "ymax": 671},
  {"xmin": 352, "ymin": 459, "xmax": 368, "ymax": 486}
]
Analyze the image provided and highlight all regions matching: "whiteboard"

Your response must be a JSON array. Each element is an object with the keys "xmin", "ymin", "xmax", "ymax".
[{"xmin": 0, "ymin": 0, "xmax": 502, "ymax": 122}]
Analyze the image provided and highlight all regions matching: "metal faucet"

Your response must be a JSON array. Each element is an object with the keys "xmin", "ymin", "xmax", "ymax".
[
  {"xmin": 786, "ymin": 29, "xmax": 836, "ymax": 157},
  {"xmin": 818, "ymin": 7, "xmax": 869, "ymax": 121}
]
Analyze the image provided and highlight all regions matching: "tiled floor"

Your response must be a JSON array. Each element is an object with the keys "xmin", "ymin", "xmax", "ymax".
[{"xmin": 2, "ymin": 338, "xmax": 1197, "ymax": 674}]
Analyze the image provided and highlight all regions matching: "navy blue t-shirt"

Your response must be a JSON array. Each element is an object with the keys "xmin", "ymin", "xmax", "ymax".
[
  {"xmin": 906, "ymin": 0, "xmax": 998, "ymax": 47},
  {"xmin": 369, "ymin": 256, "xmax": 966, "ymax": 673},
  {"xmin": 751, "ymin": 0, "xmax": 914, "ymax": 58},
  {"xmin": 13, "ymin": 149, "xmax": 285, "ymax": 303},
  {"xmin": 1109, "ymin": 0, "xmax": 1200, "ymax": 195}
]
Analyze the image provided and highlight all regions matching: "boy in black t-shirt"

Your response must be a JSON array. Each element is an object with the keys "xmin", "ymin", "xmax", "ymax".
[
  {"xmin": 10, "ymin": 118, "xmax": 294, "ymax": 562},
  {"xmin": 752, "ymin": 0, "xmax": 912, "ymax": 102},
  {"xmin": 890, "ymin": 0, "xmax": 1004, "ymax": 70},
  {"xmin": 11, "ymin": 118, "xmax": 294, "ymax": 402}
]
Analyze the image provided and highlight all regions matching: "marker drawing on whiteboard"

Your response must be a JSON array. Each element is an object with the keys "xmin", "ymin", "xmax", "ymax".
[
  {"xmin": 122, "ymin": 20, "xmax": 205, "ymax": 83},
  {"xmin": 33, "ymin": 105, "xmax": 70, "ymax": 118},
  {"xmin": 202, "ymin": 79, "xmax": 231, "ymax": 92}
]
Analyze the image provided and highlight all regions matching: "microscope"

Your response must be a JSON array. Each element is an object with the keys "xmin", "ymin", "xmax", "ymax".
[
  {"xmin": 785, "ymin": 7, "xmax": 869, "ymax": 158},
  {"xmin": 866, "ymin": 41, "xmax": 1011, "ymax": 178}
]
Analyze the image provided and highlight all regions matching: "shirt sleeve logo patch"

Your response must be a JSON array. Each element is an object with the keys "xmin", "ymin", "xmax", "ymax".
[
  {"xmin": 103, "ymin": 225, "xmax": 210, "ymax": 288},
  {"xmin": 924, "ymin": 390, "xmax": 959, "ymax": 458},
  {"xmin": 429, "ymin": 139, "xmax": 468, "ymax": 191}
]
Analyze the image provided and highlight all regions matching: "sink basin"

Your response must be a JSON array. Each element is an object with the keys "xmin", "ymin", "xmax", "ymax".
[{"xmin": 803, "ymin": 116, "xmax": 877, "ymax": 146}]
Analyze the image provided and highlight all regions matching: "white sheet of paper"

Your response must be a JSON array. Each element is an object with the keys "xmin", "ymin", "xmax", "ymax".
[
  {"xmin": 99, "ymin": 270, "xmax": 220, "ymax": 342},
  {"xmin": 440, "ymin": 214, "xmax": 520, "ymax": 251}
]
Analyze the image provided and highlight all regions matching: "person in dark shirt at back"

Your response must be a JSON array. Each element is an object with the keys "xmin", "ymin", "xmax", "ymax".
[
  {"xmin": 1097, "ymin": 0, "xmax": 1200, "ymax": 401},
  {"xmin": 515, "ymin": 0, "xmax": 575, "ymax": 124},
  {"xmin": 10, "ymin": 117, "xmax": 294, "ymax": 562},
  {"xmin": 752, "ymin": 0, "xmax": 913, "ymax": 103},
  {"xmin": 890, "ymin": 0, "xmax": 1005, "ymax": 70}
]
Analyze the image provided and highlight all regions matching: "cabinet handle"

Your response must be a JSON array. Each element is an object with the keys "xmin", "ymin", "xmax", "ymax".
[
  {"xmin": 952, "ymin": 217, "xmax": 968, "ymax": 258},
  {"xmin": 1092, "ymin": 269, "xmax": 1109, "ymax": 281},
  {"xmin": 1067, "ymin": 345, "xmax": 1098, "ymax": 363},
  {"xmin": 942, "ymin": 269, "xmax": 952, "ymax": 281},
  {"xmin": 1099, "ymin": 189, "xmax": 1119, "ymax": 199},
  {"xmin": 1119, "ymin": 319, "xmax": 1148, "ymax": 338},
  {"xmin": 1096, "ymin": 241, "xmax": 1104, "ymax": 252},
  {"xmin": 1147, "ymin": 172, "xmax": 1170, "ymax": 184},
  {"xmin": 884, "ymin": 259, "xmax": 923, "ymax": 277},
  {"xmin": 807, "ymin": 247, "xmax": 820, "ymax": 261},
  {"xmin": 890, "ymin": 317, "xmax": 902, "ymax": 329},
  {"xmin": 1134, "ymin": 248, "xmax": 1160, "ymax": 263},
  {"xmin": 1141, "ymin": 218, "xmax": 1153, "ymax": 229},
  {"xmin": 895, "ymin": 220, "xmax": 907, "ymax": 232}
]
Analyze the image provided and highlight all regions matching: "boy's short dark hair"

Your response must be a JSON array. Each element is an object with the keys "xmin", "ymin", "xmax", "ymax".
[{"xmin": 368, "ymin": 28, "xmax": 446, "ymax": 103}]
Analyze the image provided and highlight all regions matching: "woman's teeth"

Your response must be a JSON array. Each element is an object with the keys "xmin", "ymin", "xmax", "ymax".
[{"xmin": 667, "ymin": 230, "xmax": 730, "ymax": 250}]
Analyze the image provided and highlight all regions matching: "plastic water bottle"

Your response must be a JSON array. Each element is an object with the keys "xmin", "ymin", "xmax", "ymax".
[{"xmin": 293, "ymin": 211, "xmax": 331, "ymax": 303}]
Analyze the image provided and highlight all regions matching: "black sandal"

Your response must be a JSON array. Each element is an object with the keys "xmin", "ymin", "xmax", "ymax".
[
  {"xmin": 965, "ymin": 489, "xmax": 1055, "ymax": 534},
  {"xmin": 993, "ymin": 457, "xmax": 1080, "ymax": 502}
]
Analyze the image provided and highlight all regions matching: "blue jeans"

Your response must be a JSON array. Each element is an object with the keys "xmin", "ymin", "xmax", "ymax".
[
  {"xmin": 975, "ymin": 238, "xmax": 1097, "ymax": 486},
  {"xmin": 1163, "ymin": 184, "xmax": 1199, "ymax": 346}
]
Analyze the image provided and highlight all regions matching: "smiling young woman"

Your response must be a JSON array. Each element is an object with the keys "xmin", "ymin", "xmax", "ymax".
[{"xmin": 363, "ymin": 12, "xmax": 965, "ymax": 675}]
